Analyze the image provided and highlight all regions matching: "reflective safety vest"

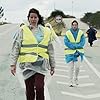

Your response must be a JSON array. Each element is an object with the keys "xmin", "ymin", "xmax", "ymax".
[
  {"xmin": 18, "ymin": 25, "xmax": 51, "ymax": 63},
  {"xmin": 64, "ymin": 29, "xmax": 84, "ymax": 55}
]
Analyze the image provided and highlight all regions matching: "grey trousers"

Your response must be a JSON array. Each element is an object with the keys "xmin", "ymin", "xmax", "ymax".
[{"xmin": 68, "ymin": 58, "xmax": 81, "ymax": 83}]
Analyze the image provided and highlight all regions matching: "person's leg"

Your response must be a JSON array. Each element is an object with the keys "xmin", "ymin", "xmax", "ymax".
[
  {"xmin": 34, "ymin": 73, "xmax": 45, "ymax": 100},
  {"xmin": 25, "ymin": 75, "xmax": 35, "ymax": 100},
  {"xmin": 90, "ymin": 42, "xmax": 93, "ymax": 47},
  {"xmin": 88, "ymin": 38, "xmax": 93, "ymax": 47},
  {"xmin": 74, "ymin": 57, "xmax": 81, "ymax": 85},
  {"xmin": 68, "ymin": 61, "xmax": 74, "ymax": 87}
]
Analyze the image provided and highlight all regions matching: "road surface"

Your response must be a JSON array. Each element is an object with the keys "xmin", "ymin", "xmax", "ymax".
[{"xmin": 0, "ymin": 22, "xmax": 100, "ymax": 100}]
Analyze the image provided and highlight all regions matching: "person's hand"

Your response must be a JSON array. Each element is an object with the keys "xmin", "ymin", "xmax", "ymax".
[
  {"xmin": 50, "ymin": 67, "xmax": 55, "ymax": 76},
  {"xmin": 10, "ymin": 65, "xmax": 16, "ymax": 76}
]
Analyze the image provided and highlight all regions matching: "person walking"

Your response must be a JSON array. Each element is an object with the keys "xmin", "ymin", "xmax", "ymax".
[
  {"xmin": 64, "ymin": 20, "xmax": 85, "ymax": 87},
  {"xmin": 10, "ymin": 8, "xmax": 55, "ymax": 100},
  {"xmin": 86, "ymin": 26, "xmax": 97, "ymax": 47}
]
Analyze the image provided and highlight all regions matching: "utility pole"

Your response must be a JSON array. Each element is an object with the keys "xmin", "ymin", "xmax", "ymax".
[
  {"xmin": 54, "ymin": 0, "xmax": 56, "ymax": 10},
  {"xmin": 72, "ymin": 0, "xmax": 74, "ymax": 16}
]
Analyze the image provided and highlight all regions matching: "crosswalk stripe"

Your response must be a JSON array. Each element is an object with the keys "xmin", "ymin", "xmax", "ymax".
[
  {"xmin": 55, "ymin": 69, "xmax": 85, "ymax": 72},
  {"xmin": 44, "ymin": 85, "xmax": 51, "ymax": 100},
  {"xmin": 56, "ymin": 65, "xmax": 68, "ymax": 68},
  {"xmin": 54, "ymin": 74, "xmax": 69, "ymax": 78},
  {"xmin": 61, "ymin": 91, "xmax": 100, "ymax": 99},
  {"xmin": 57, "ymin": 81, "xmax": 95, "ymax": 87},
  {"xmin": 56, "ymin": 65, "xmax": 83, "ymax": 69},
  {"xmin": 54, "ymin": 74, "xmax": 89, "ymax": 79},
  {"xmin": 62, "ymin": 91, "xmax": 87, "ymax": 98},
  {"xmin": 56, "ymin": 62, "xmax": 67, "ymax": 65}
]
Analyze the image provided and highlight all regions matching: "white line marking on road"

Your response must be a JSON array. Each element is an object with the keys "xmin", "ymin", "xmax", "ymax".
[
  {"xmin": 55, "ymin": 69, "xmax": 68, "ymax": 72},
  {"xmin": 54, "ymin": 74, "xmax": 69, "ymax": 78},
  {"xmin": 16, "ymin": 66, "xmax": 26, "ymax": 89},
  {"xmin": 56, "ymin": 66, "xmax": 68, "ymax": 68},
  {"xmin": 61, "ymin": 91, "xmax": 100, "ymax": 99},
  {"xmin": 56, "ymin": 65, "xmax": 83, "ymax": 69},
  {"xmin": 55, "ymin": 56, "xmax": 65, "ymax": 58},
  {"xmin": 55, "ymin": 53, "xmax": 64, "ymax": 55},
  {"xmin": 55, "ymin": 56, "xmax": 64, "ymax": 58},
  {"xmin": 84, "ymin": 57, "xmax": 100, "ymax": 78},
  {"xmin": 55, "ymin": 58, "xmax": 65, "ymax": 60},
  {"xmin": 62, "ymin": 91, "xmax": 86, "ymax": 98},
  {"xmin": 79, "ymin": 83, "xmax": 95, "ymax": 87},
  {"xmin": 54, "ymin": 74, "xmax": 89, "ymax": 79},
  {"xmin": 55, "ymin": 69, "xmax": 85, "ymax": 72},
  {"xmin": 79, "ymin": 69, "xmax": 85, "ymax": 72},
  {"xmin": 57, "ymin": 81, "xmax": 95, "ymax": 87},
  {"xmin": 45, "ymin": 74, "xmax": 52, "ymax": 100},
  {"xmin": 44, "ymin": 84, "xmax": 51, "ymax": 100},
  {"xmin": 55, "ymin": 60, "xmax": 65, "ymax": 62},
  {"xmin": 75, "ymin": 75, "xmax": 89, "ymax": 79},
  {"xmin": 56, "ymin": 62, "xmax": 67, "ymax": 65},
  {"xmin": 55, "ymin": 57, "xmax": 64, "ymax": 59}
]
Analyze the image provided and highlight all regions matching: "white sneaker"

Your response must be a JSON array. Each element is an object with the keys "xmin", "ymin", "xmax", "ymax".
[{"xmin": 74, "ymin": 79, "xmax": 78, "ymax": 85}]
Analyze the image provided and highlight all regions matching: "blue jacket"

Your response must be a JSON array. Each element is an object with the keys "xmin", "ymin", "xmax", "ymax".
[{"xmin": 64, "ymin": 28, "xmax": 85, "ymax": 63}]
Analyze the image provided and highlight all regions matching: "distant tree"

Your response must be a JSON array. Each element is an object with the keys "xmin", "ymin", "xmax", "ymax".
[
  {"xmin": 50, "ymin": 10, "xmax": 65, "ymax": 18},
  {"xmin": 47, "ymin": 10, "xmax": 75, "ymax": 20},
  {"xmin": 81, "ymin": 12, "xmax": 92, "ymax": 23},
  {"xmin": 81, "ymin": 11, "xmax": 100, "ymax": 29}
]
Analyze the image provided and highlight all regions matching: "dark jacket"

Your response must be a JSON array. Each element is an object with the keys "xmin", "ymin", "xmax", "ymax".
[{"xmin": 87, "ymin": 28, "xmax": 97, "ymax": 42}]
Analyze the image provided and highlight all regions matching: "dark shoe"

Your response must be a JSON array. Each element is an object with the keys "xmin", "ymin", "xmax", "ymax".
[
  {"xmin": 69, "ymin": 85, "xmax": 74, "ymax": 87},
  {"xmin": 90, "ymin": 45, "xmax": 92, "ymax": 47},
  {"xmin": 90, "ymin": 42, "xmax": 93, "ymax": 47}
]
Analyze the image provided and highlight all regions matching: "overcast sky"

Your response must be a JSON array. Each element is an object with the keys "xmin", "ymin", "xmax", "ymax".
[{"xmin": 0, "ymin": 0, "xmax": 100, "ymax": 23}]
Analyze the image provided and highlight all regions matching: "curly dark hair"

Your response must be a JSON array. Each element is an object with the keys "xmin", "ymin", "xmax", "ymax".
[{"xmin": 27, "ymin": 8, "xmax": 44, "ymax": 26}]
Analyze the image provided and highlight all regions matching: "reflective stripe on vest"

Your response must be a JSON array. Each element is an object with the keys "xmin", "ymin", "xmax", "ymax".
[
  {"xmin": 18, "ymin": 25, "xmax": 51, "ymax": 63},
  {"xmin": 64, "ymin": 30, "xmax": 84, "ymax": 55}
]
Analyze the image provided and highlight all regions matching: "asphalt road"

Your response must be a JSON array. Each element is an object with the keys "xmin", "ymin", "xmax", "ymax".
[{"xmin": 0, "ymin": 23, "xmax": 100, "ymax": 100}]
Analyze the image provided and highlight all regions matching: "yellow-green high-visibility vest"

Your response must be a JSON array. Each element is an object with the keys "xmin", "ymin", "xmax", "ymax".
[
  {"xmin": 64, "ymin": 29, "xmax": 84, "ymax": 55},
  {"xmin": 18, "ymin": 25, "xmax": 51, "ymax": 63}
]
